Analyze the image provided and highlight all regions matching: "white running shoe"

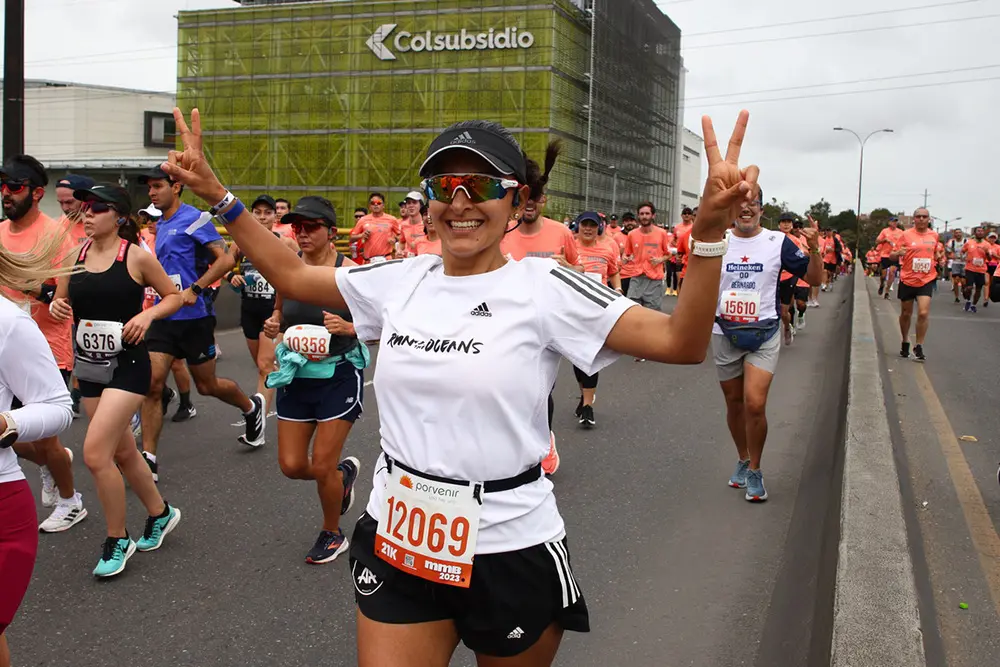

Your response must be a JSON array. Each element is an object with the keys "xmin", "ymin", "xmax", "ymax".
[
  {"xmin": 39, "ymin": 447, "xmax": 73, "ymax": 508},
  {"xmin": 39, "ymin": 493, "xmax": 88, "ymax": 533}
]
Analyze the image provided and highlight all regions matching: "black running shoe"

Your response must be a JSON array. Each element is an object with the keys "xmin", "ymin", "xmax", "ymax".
[
  {"xmin": 574, "ymin": 396, "xmax": 584, "ymax": 418},
  {"xmin": 878, "ymin": 285, "xmax": 884, "ymax": 296},
  {"xmin": 338, "ymin": 456, "xmax": 361, "ymax": 516},
  {"xmin": 900, "ymin": 342, "xmax": 910, "ymax": 358},
  {"xmin": 914, "ymin": 345, "xmax": 925, "ymax": 361},
  {"xmin": 142, "ymin": 451, "xmax": 158, "ymax": 483},
  {"xmin": 305, "ymin": 529, "xmax": 348, "ymax": 565},
  {"xmin": 579, "ymin": 404, "xmax": 596, "ymax": 429},
  {"xmin": 161, "ymin": 386, "xmax": 175, "ymax": 416},
  {"xmin": 171, "ymin": 403, "xmax": 197, "ymax": 423},
  {"xmin": 238, "ymin": 393, "xmax": 266, "ymax": 448}
]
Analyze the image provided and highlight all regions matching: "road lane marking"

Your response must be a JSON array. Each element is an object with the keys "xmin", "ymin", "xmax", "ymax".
[{"xmin": 912, "ymin": 355, "xmax": 1000, "ymax": 618}]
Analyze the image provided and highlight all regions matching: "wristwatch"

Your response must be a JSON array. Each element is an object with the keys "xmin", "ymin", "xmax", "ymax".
[
  {"xmin": 0, "ymin": 411, "xmax": 19, "ymax": 449},
  {"xmin": 190, "ymin": 284, "xmax": 204, "ymax": 296}
]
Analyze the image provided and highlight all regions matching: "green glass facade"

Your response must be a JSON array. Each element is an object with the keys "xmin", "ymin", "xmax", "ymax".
[{"xmin": 177, "ymin": 0, "xmax": 682, "ymax": 221}]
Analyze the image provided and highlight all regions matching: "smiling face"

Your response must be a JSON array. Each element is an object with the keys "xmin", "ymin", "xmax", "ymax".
[
  {"xmin": 425, "ymin": 152, "xmax": 527, "ymax": 261},
  {"xmin": 735, "ymin": 198, "xmax": 762, "ymax": 233},
  {"xmin": 405, "ymin": 198, "xmax": 422, "ymax": 219},
  {"xmin": 522, "ymin": 194, "xmax": 545, "ymax": 224},
  {"xmin": 778, "ymin": 219, "xmax": 793, "ymax": 234},
  {"xmin": 252, "ymin": 203, "xmax": 276, "ymax": 230}
]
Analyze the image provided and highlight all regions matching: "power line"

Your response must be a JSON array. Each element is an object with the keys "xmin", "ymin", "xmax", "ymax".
[
  {"xmin": 684, "ymin": 63, "xmax": 1000, "ymax": 101},
  {"xmin": 682, "ymin": 73, "xmax": 1000, "ymax": 109},
  {"xmin": 684, "ymin": 12, "xmax": 1000, "ymax": 50},
  {"xmin": 684, "ymin": 0, "xmax": 987, "ymax": 37}
]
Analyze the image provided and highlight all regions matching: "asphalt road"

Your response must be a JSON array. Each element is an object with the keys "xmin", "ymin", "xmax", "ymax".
[
  {"xmin": 868, "ymin": 276, "xmax": 1000, "ymax": 667},
  {"xmin": 11, "ymin": 281, "xmax": 853, "ymax": 667}
]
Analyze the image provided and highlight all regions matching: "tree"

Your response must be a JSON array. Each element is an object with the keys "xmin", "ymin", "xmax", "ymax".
[
  {"xmin": 805, "ymin": 199, "xmax": 831, "ymax": 226},
  {"xmin": 829, "ymin": 209, "xmax": 857, "ymax": 233},
  {"xmin": 858, "ymin": 207, "xmax": 893, "ymax": 255},
  {"xmin": 761, "ymin": 197, "xmax": 792, "ymax": 230}
]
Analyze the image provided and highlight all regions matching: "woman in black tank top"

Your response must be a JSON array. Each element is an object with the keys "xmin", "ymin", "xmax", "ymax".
[
  {"xmin": 261, "ymin": 196, "xmax": 365, "ymax": 564},
  {"xmin": 225, "ymin": 195, "xmax": 298, "ymax": 413},
  {"xmin": 49, "ymin": 183, "xmax": 184, "ymax": 578}
]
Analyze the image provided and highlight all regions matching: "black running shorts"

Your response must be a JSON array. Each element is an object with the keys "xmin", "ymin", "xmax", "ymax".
[
  {"xmin": 793, "ymin": 286, "xmax": 810, "ymax": 303},
  {"xmin": 778, "ymin": 277, "xmax": 796, "ymax": 306},
  {"xmin": 966, "ymin": 271, "xmax": 986, "ymax": 289},
  {"xmin": 897, "ymin": 281, "xmax": 934, "ymax": 301},
  {"xmin": 240, "ymin": 299, "xmax": 274, "ymax": 340},
  {"xmin": 145, "ymin": 316, "xmax": 217, "ymax": 365},
  {"xmin": 880, "ymin": 257, "xmax": 899, "ymax": 270},
  {"xmin": 77, "ymin": 344, "xmax": 152, "ymax": 399},
  {"xmin": 349, "ymin": 513, "xmax": 589, "ymax": 658}
]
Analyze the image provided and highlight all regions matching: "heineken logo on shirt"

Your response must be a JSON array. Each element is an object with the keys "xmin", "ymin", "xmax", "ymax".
[
  {"xmin": 725, "ymin": 260, "xmax": 765, "ymax": 273},
  {"xmin": 387, "ymin": 332, "xmax": 483, "ymax": 355}
]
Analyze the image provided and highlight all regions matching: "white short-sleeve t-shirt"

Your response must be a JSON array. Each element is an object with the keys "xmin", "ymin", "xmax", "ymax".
[{"xmin": 336, "ymin": 255, "xmax": 635, "ymax": 553}]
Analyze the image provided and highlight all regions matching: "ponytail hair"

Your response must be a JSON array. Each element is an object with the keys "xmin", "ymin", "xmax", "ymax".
[
  {"xmin": 526, "ymin": 139, "xmax": 562, "ymax": 201},
  {"xmin": 114, "ymin": 209, "xmax": 141, "ymax": 246}
]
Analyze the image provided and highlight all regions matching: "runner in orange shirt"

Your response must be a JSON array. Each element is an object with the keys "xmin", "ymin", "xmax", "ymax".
[
  {"xmin": 983, "ymin": 231, "xmax": 998, "ymax": 308},
  {"xmin": 791, "ymin": 219, "xmax": 812, "ymax": 329},
  {"xmin": 624, "ymin": 201, "xmax": 671, "ymax": 320},
  {"xmin": 413, "ymin": 217, "xmax": 442, "ymax": 257},
  {"xmin": 617, "ymin": 212, "xmax": 641, "ymax": 295},
  {"xmin": 54, "ymin": 174, "xmax": 95, "ymax": 247},
  {"xmin": 349, "ymin": 192, "xmax": 400, "ymax": 263},
  {"xmin": 397, "ymin": 191, "xmax": 427, "ymax": 258},
  {"xmin": 0, "ymin": 155, "xmax": 87, "ymax": 532},
  {"xmin": 673, "ymin": 207, "xmax": 695, "ymax": 293},
  {"xmin": 962, "ymin": 225, "xmax": 991, "ymax": 313},
  {"xmin": 890, "ymin": 208, "xmax": 943, "ymax": 361},
  {"xmin": 820, "ymin": 229, "xmax": 838, "ymax": 291},
  {"xmin": 777, "ymin": 213, "xmax": 808, "ymax": 345},
  {"xmin": 876, "ymin": 216, "xmax": 905, "ymax": 298},
  {"xmin": 572, "ymin": 211, "xmax": 622, "ymax": 429},
  {"xmin": 272, "ymin": 198, "xmax": 294, "ymax": 240}
]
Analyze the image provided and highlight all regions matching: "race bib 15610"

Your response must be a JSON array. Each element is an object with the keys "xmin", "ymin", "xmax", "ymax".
[
  {"xmin": 720, "ymin": 290, "xmax": 761, "ymax": 323},
  {"xmin": 375, "ymin": 462, "xmax": 482, "ymax": 588}
]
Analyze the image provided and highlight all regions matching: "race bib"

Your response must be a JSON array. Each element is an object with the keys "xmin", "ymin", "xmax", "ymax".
[
  {"xmin": 369, "ymin": 255, "xmax": 387, "ymax": 264},
  {"xmin": 584, "ymin": 271, "xmax": 604, "ymax": 284},
  {"xmin": 972, "ymin": 257, "xmax": 985, "ymax": 268},
  {"xmin": 720, "ymin": 290, "xmax": 761, "ymax": 323},
  {"xmin": 244, "ymin": 271, "xmax": 275, "ymax": 299},
  {"xmin": 76, "ymin": 319, "xmax": 124, "ymax": 356},
  {"xmin": 911, "ymin": 258, "xmax": 932, "ymax": 274},
  {"xmin": 375, "ymin": 461, "xmax": 481, "ymax": 588},
  {"xmin": 167, "ymin": 273, "xmax": 183, "ymax": 292},
  {"xmin": 283, "ymin": 324, "xmax": 331, "ymax": 360}
]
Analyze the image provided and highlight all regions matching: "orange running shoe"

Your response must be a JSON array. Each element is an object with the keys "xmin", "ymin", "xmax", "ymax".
[{"xmin": 542, "ymin": 431, "xmax": 560, "ymax": 476}]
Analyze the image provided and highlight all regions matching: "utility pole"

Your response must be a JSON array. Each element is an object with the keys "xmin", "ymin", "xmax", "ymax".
[
  {"xmin": 922, "ymin": 189, "xmax": 931, "ymax": 208},
  {"xmin": 3, "ymin": 0, "xmax": 26, "ymax": 161},
  {"xmin": 610, "ymin": 166, "xmax": 618, "ymax": 216}
]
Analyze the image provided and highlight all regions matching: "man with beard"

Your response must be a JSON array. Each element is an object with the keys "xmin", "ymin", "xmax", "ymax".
[
  {"xmin": 713, "ymin": 189, "xmax": 823, "ymax": 502},
  {"xmin": 624, "ymin": 202, "xmax": 670, "ymax": 317},
  {"xmin": 617, "ymin": 211, "xmax": 641, "ymax": 296},
  {"xmin": 54, "ymin": 174, "xmax": 96, "ymax": 246},
  {"xmin": 673, "ymin": 206, "xmax": 696, "ymax": 293},
  {"xmin": 0, "ymin": 155, "xmax": 88, "ymax": 532}
]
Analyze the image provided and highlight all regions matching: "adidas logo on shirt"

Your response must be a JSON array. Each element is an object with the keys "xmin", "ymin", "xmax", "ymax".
[
  {"xmin": 450, "ymin": 131, "xmax": 475, "ymax": 145},
  {"xmin": 470, "ymin": 302, "xmax": 492, "ymax": 317},
  {"xmin": 507, "ymin": 627, "xmax": 524, "ymax": 640}
]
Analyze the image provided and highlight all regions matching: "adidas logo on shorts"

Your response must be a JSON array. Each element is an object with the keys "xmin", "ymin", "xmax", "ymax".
[{"xmin": 470, "ymin": 302, "xmax": 492, "ymax": 317}]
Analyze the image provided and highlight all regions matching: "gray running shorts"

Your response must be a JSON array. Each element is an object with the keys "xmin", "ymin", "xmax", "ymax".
[
  {"xmin": 951, "ymin": 263, "xmax": 965, "ymax": 278},
  {"xmin": 627, "ymin": 275, "xmax": 664, "ymax": 311},
  {"xmin": 712, "ymin": 330, "xmax": 781, "ymax": 382}
]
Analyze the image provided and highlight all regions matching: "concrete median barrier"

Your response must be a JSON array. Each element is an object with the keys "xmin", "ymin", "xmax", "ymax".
[{"xmin": 831, "ymin": 270, "xmax": 926, "ymax": 666}]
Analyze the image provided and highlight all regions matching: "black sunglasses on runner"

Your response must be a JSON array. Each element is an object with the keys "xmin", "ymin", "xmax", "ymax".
[
  {"xmin": 82, "ymin": 201, "xmax": 113, "ymax": 214},
  {"xmin": 291, "ymin": 221, "xmax": 326, "ymax": 235}
]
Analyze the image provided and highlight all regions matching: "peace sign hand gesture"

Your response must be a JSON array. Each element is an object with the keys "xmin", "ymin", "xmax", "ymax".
[
  {"xmin": 800, "ymin": 214, "xmax": 821, "ymax": 250},
  {"xmin": 160, "ymin": 107, "xmax": 228, "ymax": 205},
  {"xmin": 693, "ymin": 110, "xmax": 759, "ymax": 241}
]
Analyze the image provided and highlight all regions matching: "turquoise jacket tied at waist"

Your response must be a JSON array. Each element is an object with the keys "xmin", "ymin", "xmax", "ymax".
[{"xmin": 265, "ymin": 342, "xmax": 369, "ymax": 389}]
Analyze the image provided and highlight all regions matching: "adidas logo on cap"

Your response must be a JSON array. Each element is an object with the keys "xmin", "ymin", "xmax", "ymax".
[{"xmin": 450, "ymin": 131, "xmax": 475, "ymax": 145}]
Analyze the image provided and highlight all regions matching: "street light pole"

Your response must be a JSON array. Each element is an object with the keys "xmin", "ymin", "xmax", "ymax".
[
  {"xmin": 833, "ymin": 127, "xmax": 894, "ymax": 254},
  {"xmin": 584, "ymin": 2, "xmax": 597, "ymax": 210}
]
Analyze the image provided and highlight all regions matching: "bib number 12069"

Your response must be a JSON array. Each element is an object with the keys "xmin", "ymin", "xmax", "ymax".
[{"xmin": 375, "ymin": 464, "xmax": 481, "ymax": 588}]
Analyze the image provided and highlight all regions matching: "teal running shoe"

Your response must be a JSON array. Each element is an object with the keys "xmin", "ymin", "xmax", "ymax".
[
  {"xmin": 745, "ymin": 469, "xmax": 769, "ymax": 502},
  {"xmin": 93, "ymin": 536, "xmax": 136, "ymax": 578},
  {"xmin": 728, "ymin": 459, "xmax": 750, "ymax": 489},
  {"xmin": 136, "ymin": 504, "xmax": 181, "ymax": 552}
]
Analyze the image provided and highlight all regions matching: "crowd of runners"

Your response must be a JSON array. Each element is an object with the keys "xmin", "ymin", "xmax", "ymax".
[{"xmin": 0, "ymin": 106, "xmax": 872, "ymax": 667}]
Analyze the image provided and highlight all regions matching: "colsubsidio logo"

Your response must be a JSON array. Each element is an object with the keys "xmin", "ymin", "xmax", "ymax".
[{"xmin": 367, "ymin": 24, "xmax": 536, "ymax": 61}]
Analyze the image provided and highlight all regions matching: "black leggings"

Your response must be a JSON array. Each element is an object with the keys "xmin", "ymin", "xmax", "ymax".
[
  {"xmin": 573, "ymin": 366, "xmax": 599, "ymax": 390},
  {"xmin": 665, "ymin": 262, "xmax": 679, "ymax": 291}
]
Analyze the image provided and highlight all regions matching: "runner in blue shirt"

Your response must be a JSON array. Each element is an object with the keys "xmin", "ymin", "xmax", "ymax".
[{"xmin": 137, "ymin": 167, "xmax": 266, "ymax": 482}]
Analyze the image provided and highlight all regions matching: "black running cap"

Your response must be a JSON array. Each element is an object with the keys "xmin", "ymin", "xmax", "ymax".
[
  {"xmin": 137, "ymin": 166, "xmax": 171, "ymax": 184},
  {"xmin": 778, "ymin": 212, "xmax": 797, "ymax": 222},
  {"xmin": 73, "ymin": 183, "xmax": 132, "ymax": 211},
  {"xmin": 282, "ymin": 196, "xmax": 336, "ymax": 227},
  {"xmin": 251, "ymin": 194, "xmax": 277, "ymax": 210},
  {"xmin": 576, "ymin": 211, "xmax": 602, "ymax": 226},
  {"xmin": 420, "ymin": 126, "xmax": 527, "ymax": 184},
  {"xmin": 56, "ymin": 174, "xmax": 95, "ymax": 190},
  {"xmin": 0, "ymin": 157, "xmax": 47, "ymax": 187}
]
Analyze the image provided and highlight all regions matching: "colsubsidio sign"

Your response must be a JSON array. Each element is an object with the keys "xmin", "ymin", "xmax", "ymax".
[{"xmin": 366, "ymin": 24, "xmax": 535, "ymax": 61}]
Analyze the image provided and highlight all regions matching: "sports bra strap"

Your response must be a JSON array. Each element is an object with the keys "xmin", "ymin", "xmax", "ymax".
[{"xmin": 78, "ymin": 238, "xmax": 131, "ymax": 263}]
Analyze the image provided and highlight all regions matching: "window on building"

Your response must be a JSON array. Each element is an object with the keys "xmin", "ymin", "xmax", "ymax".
[{"xmin": 144, "ymin": 111, "xmax": 177, "ymax": 148}]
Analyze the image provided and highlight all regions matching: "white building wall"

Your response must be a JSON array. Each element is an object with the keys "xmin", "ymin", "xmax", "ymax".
[
  {"xmin": 0, "ymin": 81, "xmax": 175, "ymax": 162},
  {"xmin": 679, "ymin": 127, "xmax": 703, "ymax": 213}
]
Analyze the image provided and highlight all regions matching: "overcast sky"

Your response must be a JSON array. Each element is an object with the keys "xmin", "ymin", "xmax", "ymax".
[{"xmin": 5, "ymin": 0, "xmax": 997, "ymax": 228}]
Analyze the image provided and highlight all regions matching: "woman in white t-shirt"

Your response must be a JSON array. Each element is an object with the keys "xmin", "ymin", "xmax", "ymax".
[
  {"xmin": 0, "ymin": 234, "xmax": 75, "ymax": 667},
  {"xmin": 162, "ymin": 107, "xmax": 758, "ymax": 666}
]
